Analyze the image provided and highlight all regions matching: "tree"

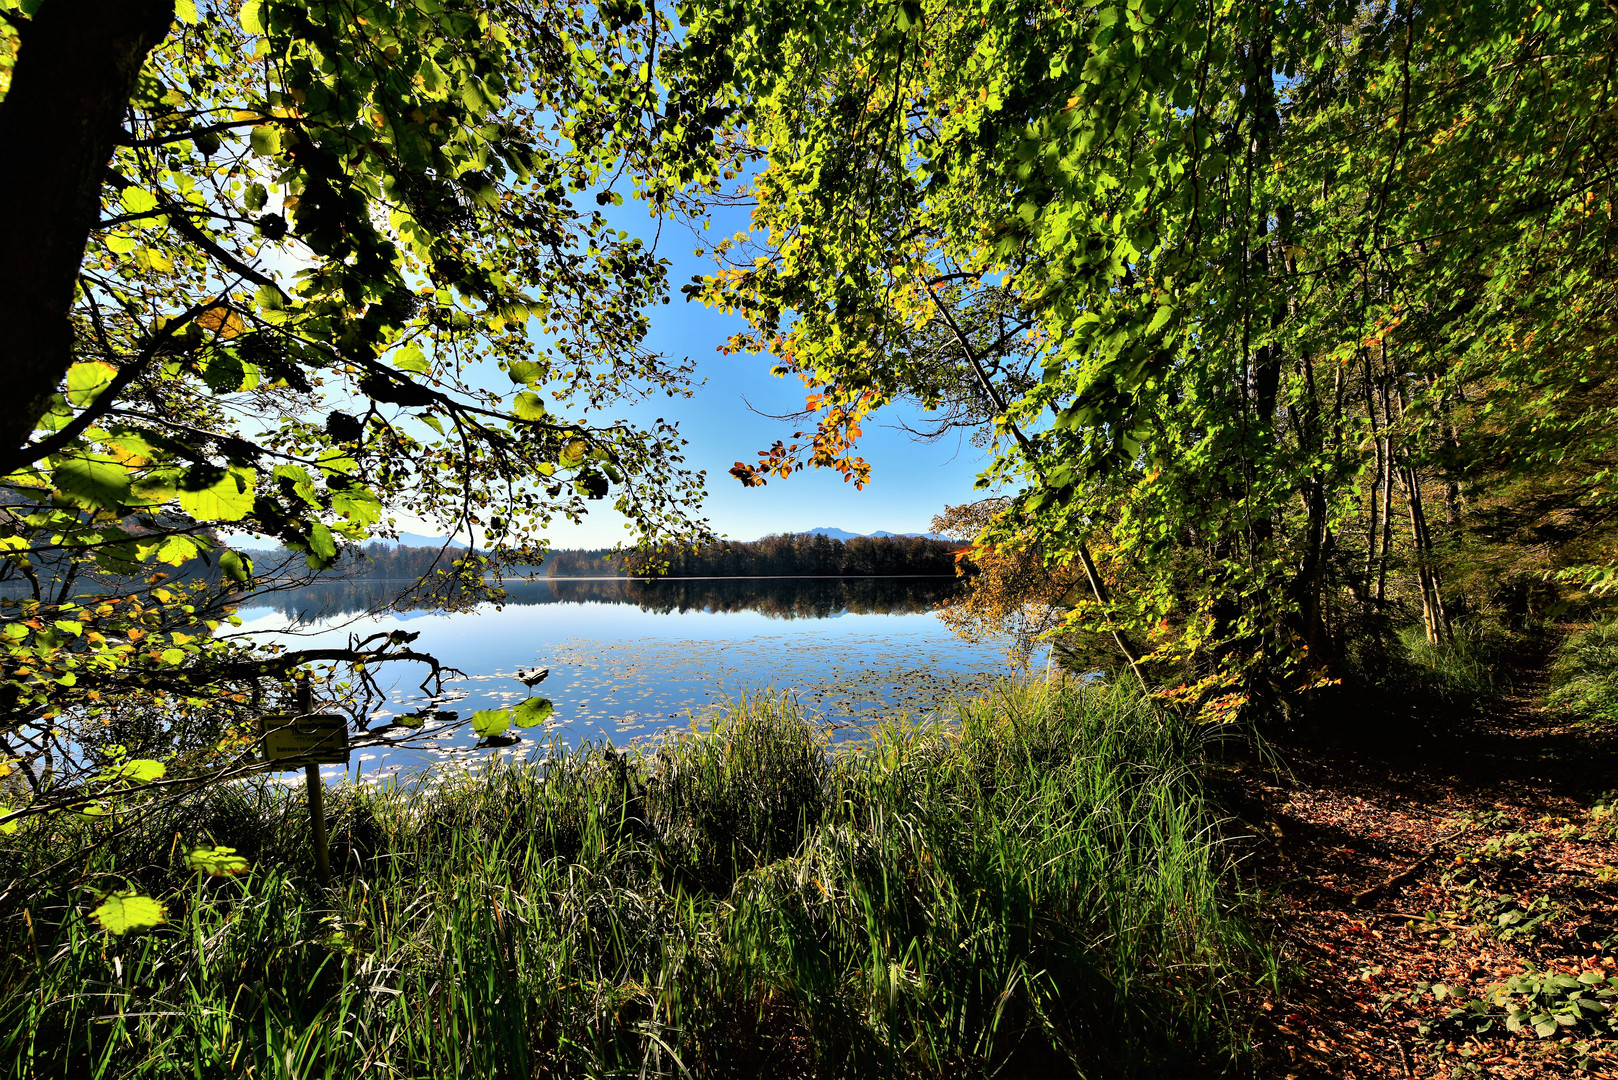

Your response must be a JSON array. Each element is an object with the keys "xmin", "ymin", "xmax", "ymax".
[
  {"xmin": 931, "ymin": 498, "xmax": 1075, "ymax": 670},
  {"xmin": 663, "ymin": 0, "xmax": 1618, "ymax": 716},
  {"xmin": 0, "ymin": 0, "xmax": 705, "ymax": 833}
]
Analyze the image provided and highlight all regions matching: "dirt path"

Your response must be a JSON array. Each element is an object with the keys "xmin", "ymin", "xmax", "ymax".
[{"xmin": 1241, "ymin": 654, "xmax": 1618, "ymax": 1078}]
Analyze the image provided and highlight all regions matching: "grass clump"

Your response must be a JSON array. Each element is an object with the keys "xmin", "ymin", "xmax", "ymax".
[
  {"xmin": 1345, "ymin": 620, "xmax": 1512, "ymax": 708},
  {"xmin": 0, "ymin": 682, "xmax": 1267, "ymax": 1078},
  {"xmin": 1397, "ymin": 622, "xmax": 1511, "ymax": 703},
  {"xmin": 1547, "ymin": 622, "xmax": 1618, "ymax": 725}
]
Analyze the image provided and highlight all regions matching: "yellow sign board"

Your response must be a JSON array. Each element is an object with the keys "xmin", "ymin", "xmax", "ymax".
[{"xmin": 260, "ymin": 713, "xmax": 350, "ymax": 768}]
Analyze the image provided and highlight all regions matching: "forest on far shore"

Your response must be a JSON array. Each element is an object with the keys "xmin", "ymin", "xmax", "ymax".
[
  {"xmin": 234, "ymin": 533, "xmax": 963, "ymax": 584},
  {"xmin": 541, "ymin": 532, "xmax": 963, "ymax": 578}
]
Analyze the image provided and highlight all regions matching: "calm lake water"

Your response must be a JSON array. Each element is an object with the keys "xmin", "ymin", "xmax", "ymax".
[{"xmin": 232, "ymin": 576, "xmax": 1024, "ymax": 782}]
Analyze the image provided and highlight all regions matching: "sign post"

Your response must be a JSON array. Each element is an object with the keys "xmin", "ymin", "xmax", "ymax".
[{"xmin": 259, "ymin": 680, "xmax": 349, "ymax": 887}]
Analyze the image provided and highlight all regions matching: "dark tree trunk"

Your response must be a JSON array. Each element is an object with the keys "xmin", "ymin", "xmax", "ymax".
[{"xmin": 0, "ymin": 0, "xmax": 174, "ymax": 458}]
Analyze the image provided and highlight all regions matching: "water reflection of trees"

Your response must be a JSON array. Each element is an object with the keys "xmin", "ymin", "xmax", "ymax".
[{"xmin": 247, "ymin": 576, "xmax": 961, "ymax": 623}]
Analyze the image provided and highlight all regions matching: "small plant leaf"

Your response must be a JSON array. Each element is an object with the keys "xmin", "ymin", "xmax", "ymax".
[
  {"xmin": 118, "ymin": 759, "xmax": 166, "ymax": 784},
  {"xmin": 93, "ymin": 891, "xmax": 168, "ymax": 935},
  {"xmin": 187, "ymin": 846, "xmax": 251, "ymax": 877},
  {"xmin": 513, "ymin": 697, "xmax": 553, "ymax": 728},
  {"xmin": 472, "ymin": 708, "xmax": 511, "ymax": 737}
]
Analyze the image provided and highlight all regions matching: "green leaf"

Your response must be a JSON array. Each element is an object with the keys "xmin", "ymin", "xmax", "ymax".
[
  {"xmin": 513, "ymin": 697, "xmax": 554, "ymax": 727},
  {"xmin": 174, "ymin": 0, "xmax": 198, "ymax": 22},
  {"xmin": 514, "ymin": 391, "xmax": 547, "ymax": 421},
  {"xmin": 394, "ymin": 345, "xmax": 429, "ymax": 373},
  {"xmin": 244, "ymin": 182, "xmax": 269, "ymax": 211},
  {"xmin": 472, "ymin": 708, "xmax": 511, "ymax": 737},
  {"xmin": 240, "ymin": 0, "xmax": 264, "ymax": 33},
  {"xmin": 54, "ymin": 457, "xmax": 133, "ymax": 510},
  {"xmin": 132, "ymin": 474, "xmax": 179, "ymax": 504},
  {"xmin": 177, "ymin": 467, "xmax": 256, "ymax": 522},
  {"xmin": 187, "ymin": 846, "xmax": 250, "ymax": 877},
  {"xmin": 250, "ymin": 125, "xmax": 281, "ymax": 157},
  {"xmin": 219, "ymin": 549, "xmax": 253, "ymax": 583},
  {"xmin": 1146, "ymin": 304, "xmax": 1175, "ymax": 336},
  {"xmin": 507, "ymin": 360, "xmax": 544, "ymax": 385},
  {"xmin": 119, "ymin": 759, "xmax": 166, "ymax": 783},
  {"xmin": 121, "ymin": 187, "xmax": 160, "ymax": 216},
  {"xmin": 307, "ymin": 522, "xmax": 338, "ymax": 561},
  {"xmin": 92, "ymin": 891, "xmax": 168, "ymax": 935},
  {"xmin": 254, "ymin": 283, "xmax": 285, "ymax": 312},
  {"xmin": 154, "ymin": 535, "xmax": 199, "ymax": 566},
  {"xmin": 66, "ymin": 361, "xmax": 117, "ymax": 407},
  {"xmin": 332, "ymin": 485, "xmax": 382, "ymax": 528}
]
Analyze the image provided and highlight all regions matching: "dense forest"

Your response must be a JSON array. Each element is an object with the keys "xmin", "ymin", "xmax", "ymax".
[
  {"xmin": 545, "ymin": 532, "xmax": 962, "ymax": 577},
  {"xmin": 255, "ymin": 575, "xmax": 959, "ymax": 622},
  {"xmin": 236, "ymin": 533, "xmax": 960, "ymax": 582},
  {"xmin": 4, "ymin": 0, "xmax": 1618, "ymax": 1077}
]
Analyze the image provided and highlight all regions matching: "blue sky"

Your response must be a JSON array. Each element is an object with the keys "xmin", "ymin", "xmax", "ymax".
[{"xmin": 507, "ymin": 199, "xmax": 993, "ymax": 547}]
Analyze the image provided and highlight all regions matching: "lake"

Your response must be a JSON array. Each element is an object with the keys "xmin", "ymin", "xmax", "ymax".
[{"xmin": 232, "ymin": 576, "xmax": 1025, "ymax": 783}]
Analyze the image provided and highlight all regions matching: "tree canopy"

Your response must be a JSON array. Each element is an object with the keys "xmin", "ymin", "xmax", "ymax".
[
  {"xmin": 0, "ymin": 0, "xmax": 704, "ymax": 826},
  {"xmin": 664, "ymin": 0, "xmax": 1618, "ymax": 714}
]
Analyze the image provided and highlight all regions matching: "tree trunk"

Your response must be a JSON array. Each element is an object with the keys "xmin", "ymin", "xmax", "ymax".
[
  {"xmin": 0, "ymin": 0, "xmax": 175, "ymax": 457},
  {"xmin": 1363, "ymin": 349, "xmax": 1384, "ymax": 597},
  {"xmin": 1376, "ymin": 444, "xmax": 1394, "ymax": 603}
]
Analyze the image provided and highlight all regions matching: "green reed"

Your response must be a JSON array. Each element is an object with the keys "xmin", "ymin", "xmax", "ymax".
[{"xmin": 1, "ymin": 682, "xmax": 1271, "ymax": 1078}]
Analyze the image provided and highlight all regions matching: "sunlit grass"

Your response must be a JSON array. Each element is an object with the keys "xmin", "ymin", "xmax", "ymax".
[
  {"xmin": 1, "ymin": 683, "xmax": 1270, "ymax": 1078},
  {"xmin": 1548, "ymin": 621, "xmax": 1618, "ymax": 725}
]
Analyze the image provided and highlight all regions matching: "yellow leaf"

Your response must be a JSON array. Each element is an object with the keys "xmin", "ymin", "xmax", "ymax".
[{"xmin": 196, "ymin": 306, "xmax": 246, "ymax": 339}]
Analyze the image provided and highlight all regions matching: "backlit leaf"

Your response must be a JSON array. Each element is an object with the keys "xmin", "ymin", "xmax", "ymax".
[
  {"xmin": 513, "ymin": 697, "xmax": 554, "ymax": 727},
  {"xmin": 66, "ymin": 362, "xmax": 117, "ymax": 407},
  {"xmin": 121, "ymin": 187, "xmax": 159, "ymax": 216},
  {"xmin": 177, "ymin": 468, "xmax": 256, "ymax": 522},
  {"xmin": 394, "ymin": 345, "xmax": 429, "ymax": 373},
  {"xmin": 219, "ymin": 549, "xmax": 253, "ymax": 583},
  {"xmin": 472, "ymin": 708, "xmax": 511, "ymax": 737},
  {"xmin": 186, "ymin": 846, "xmax": 251, "ymax": 877},
  {"xmin": 92, "ymin": 892, "xmax": 168, "ymax": 935},
  {"xmin": 514, "ymin": 391, "xmax": 547, "ymax": 421},
  {"xmin": 54, "ymin": 457, "xmax": 133, "ymax": 510},
  {"xmin": 119, "ymin": 759, "xmax": 166, "ymax": 783},
  {"xmin": 507, "ymin": 360, "xmax": 544, "ymax": 385},
  {"xmin": 250, "ymin": 125, "xmax": 280, "ymax": 157}
]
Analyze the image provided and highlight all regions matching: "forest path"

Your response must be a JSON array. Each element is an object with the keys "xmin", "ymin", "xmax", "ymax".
[{"xmin": 1241, "ymin": 643, "xmax": 1618, "ymax": 1078}]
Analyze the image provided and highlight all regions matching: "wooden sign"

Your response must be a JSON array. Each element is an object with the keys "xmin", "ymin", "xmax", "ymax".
[{"xmin": 260, "ymin": 713, "xmax": 351, "ymax": 767}]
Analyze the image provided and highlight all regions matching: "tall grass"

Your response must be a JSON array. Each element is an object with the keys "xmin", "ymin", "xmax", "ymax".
[
  {"xmin": 1342, "ymin": 621, "xmax": 1511, "ymax": 707},
  {"xmin": 1548, "ymin": 621, "xmax": 1618, "ymax": 725},
  {"xmin": 1, "ymin": 683, "xmax": 1268, "ymax": 1078},
  {"xmin": 1395, "ymin": 622, "xmax": 1511, "ymax": 703}
]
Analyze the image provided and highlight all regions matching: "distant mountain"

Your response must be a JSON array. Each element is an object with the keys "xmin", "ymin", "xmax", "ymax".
[
  {"xmin": 798, "ymin": 526, "xmax": 949, "ymax": 542},
  {"xmin": 387, "ymin": 532, "xmax": 469, "ymax": 549}
]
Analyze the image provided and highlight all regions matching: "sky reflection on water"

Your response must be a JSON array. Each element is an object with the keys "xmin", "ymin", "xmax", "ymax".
[{"xmin": 231, "ymin": 577, "xmax": 1022, "ymax": 783}]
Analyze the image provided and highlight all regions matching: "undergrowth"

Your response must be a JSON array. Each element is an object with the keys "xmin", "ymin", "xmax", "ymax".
[
  {"xmin": 1548, "ymin": 622, "xmax": 1618, "ymax": 726},
  {"xmin": 1397, "ymin": 622, "xmax": 1512, "ymax": 703},
  {"xmin": 0, "ymin": 682, "xmax": 1269, "ymax": 1079},
  {"xmin": 1344, "ymin": 620, "xmax": 1513, "ymax": 708}
]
